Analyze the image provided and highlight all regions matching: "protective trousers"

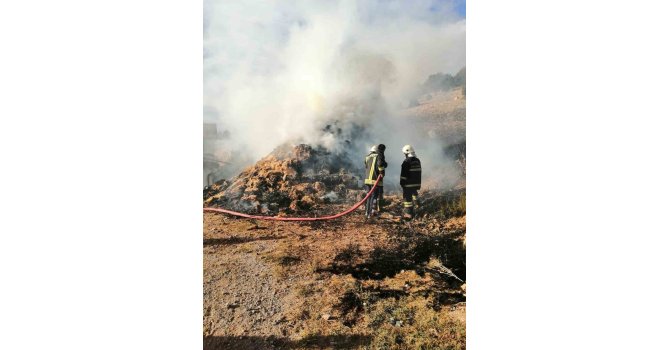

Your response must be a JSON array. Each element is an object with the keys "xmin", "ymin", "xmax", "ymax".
[
  {"xmin": 365, "ymin": 185, "xmax": 383, "ymax": 217},
  {"xmin": 402, "ymin": 187, "xmax": 418, "ymax": 219}
]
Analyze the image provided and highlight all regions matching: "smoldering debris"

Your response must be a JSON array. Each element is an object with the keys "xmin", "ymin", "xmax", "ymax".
[
  {"xmin": 204, "ymin": 84, "xmax": 467, "ymax": 215},
  {"xmin": 320, "ymin": 191, "xmax": 339, "ymax": 203},
  {"xmin": 203, "ymin": 144, "xmax": 365, "ymax": 215}
]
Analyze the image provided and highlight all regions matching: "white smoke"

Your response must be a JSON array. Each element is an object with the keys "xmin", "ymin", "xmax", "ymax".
[{"xmin": 204, "ymin": 0, "xmax": 465, "ymax": 188}]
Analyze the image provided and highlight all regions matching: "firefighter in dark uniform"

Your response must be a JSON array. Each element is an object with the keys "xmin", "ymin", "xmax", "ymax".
[
  {"xmin": 400, "ymin": 144, "xmax": 421, "ymax": 220},
  {"xmin": 364, "ymin": 144, "xmax": 387, "ymax": 218}
]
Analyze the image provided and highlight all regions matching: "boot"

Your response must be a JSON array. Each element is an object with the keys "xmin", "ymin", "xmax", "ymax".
[{"xmin": 403, "ymin": 206, "xmax": 414, "ymax": 221}]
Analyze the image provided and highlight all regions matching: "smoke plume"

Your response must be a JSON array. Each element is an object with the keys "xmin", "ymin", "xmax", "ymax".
[{"xmin": 204, "ymin": 0, "xmax": 465, "ymax": 189}]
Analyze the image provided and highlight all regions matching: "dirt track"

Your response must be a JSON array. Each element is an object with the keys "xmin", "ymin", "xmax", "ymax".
[{"xmin": 204, "ymin": 197, "xmax": 466, "ymax": 350}]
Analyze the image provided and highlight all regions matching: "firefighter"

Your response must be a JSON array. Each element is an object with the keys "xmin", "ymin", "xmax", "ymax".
[
  {"xmin": 400, "ymin": 144, "xmax": 421, "ymax": 220},
  {"xmin": 376, "ymin": 144, "xmax": 388, "ymax": 212},
  {"xmin": 364, "ymin": 144, "xmax": 387, "ymax": 218}
]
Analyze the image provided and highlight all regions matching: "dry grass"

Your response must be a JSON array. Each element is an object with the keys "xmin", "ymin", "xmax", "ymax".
[
  {"xmin": 262, "ymin": 247, "xmax": 301, "ymax": 278},
  {"xmin": 204, "ymin": 208, "xmax": 466, "ymax": 350},
  {"xmin": 366, "ymin": 297, "xmax": 465, "ymax": 350},
  {"xmin": 442, "ymin": 192, "xmax": 466, "ymax": 218}
]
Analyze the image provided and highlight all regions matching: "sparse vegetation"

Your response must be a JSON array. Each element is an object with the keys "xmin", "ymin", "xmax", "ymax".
[
  {"xmin": 367, "ymin": 297, "xmax": 466, "ymax": 350},
  {"xmin": 334, "ymin": 243, "xmax": 362, "ymax": 264},
  {"xmin": 418, "ymin": 190, "xmax": 466, "ymax": 219},
  {"xmin": 262, "ymin": 247, "xmax": 302, "ymax": 278},
  {"xmin": 442, "ymin": 192, "xmax": 466, "ymax": 218}
]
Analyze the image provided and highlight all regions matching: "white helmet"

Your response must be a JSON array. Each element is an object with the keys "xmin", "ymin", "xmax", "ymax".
[
  {"xmin": 402, "ymin": 144, "xmax": 415, "ymax": 156},
  {"xmin": 369, "ymin": 145, "xmax": 378, "ymax": 153}
]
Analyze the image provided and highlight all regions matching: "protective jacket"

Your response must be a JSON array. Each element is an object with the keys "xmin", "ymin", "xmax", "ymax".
[
  {"xmin": 364, "ymin": 151, "xmax": 387, "ymax": 186},
  {"xmin": 400, "ymin": 156, "xmax": 422, "ymax": 189}
]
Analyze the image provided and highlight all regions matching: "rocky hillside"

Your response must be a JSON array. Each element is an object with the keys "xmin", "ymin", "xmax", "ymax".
[{"xmin": 405, "ymin": 87, "xmax": 466, "ymax": 145}]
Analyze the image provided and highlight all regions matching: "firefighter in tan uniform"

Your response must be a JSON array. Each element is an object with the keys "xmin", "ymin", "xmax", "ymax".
[
  {"xmin": 364, "ymin": 144, "xmax": 387, "ymax": 218},
  {"xmin": 400, "ymin": 144, "xmax": 421, "ymax": 220}
]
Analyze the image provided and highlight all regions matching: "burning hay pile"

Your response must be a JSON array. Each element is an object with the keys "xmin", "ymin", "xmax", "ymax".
[{"xmin": 203, "ymin": 144, "xmax": 364, "ymax": 215}]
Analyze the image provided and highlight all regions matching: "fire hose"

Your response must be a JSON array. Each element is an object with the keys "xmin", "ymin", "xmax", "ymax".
[{"xmin": 203, "ymin": 175, "xmax": 382, "ymax": 221}]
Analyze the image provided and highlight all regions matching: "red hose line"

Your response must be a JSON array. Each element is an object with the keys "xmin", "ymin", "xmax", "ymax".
[{"xmin": 203, "ymin": 175, "xmax": 382, "ymax": 221}]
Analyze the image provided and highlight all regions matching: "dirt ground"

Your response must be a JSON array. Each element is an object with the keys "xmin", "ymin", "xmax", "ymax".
[{"xmin": 203, "ymin": 195, "xmax": 466, "ymax": 350}]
